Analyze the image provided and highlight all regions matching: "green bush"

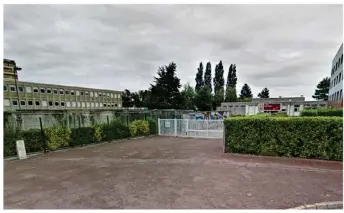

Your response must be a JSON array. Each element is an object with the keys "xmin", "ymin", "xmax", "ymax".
[
  {"xmin": 22, "ymin": 129, "xmax": 44, "ymax": 153},
  {"xmin": 70, "ymin": 127, "xmax": 95, "ymax": 147},
  {"xmin": 3, "ymin": 128, "xmax": 20, "ymax": 157},
  {"xmin": 103, "ymin": 119, "xmax": 130, "ymax": 141},
  {"xmin": 224, "ymin": 117, "xmax": 343, "ymax": 161},
  {"xmin": 147, "ymin": 118, "xmax": 157, "ymax": 134},
  {"xmin": 93, "ymin": 124, "xmax": 105, "ymax": 142},
  {"xmin": 129, "ymin": 120, "xmax": 150, "ymax": 137},
  {"xmin": 301, "ymin": 108, "xmax": 343, "ymax": 117},
  {"xmin": 45, "ymin": 125, "xmax": 71, "ymax": 150},
  {"xmin": 271, "ymin": 112, "xmax": 288, "ymax": 117}
]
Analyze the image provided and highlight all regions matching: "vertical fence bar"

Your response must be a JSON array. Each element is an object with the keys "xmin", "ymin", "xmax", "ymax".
[
  {"xmin": 223, "ymin": 122, "xmax": 226, "ymax": 153},
  {"xmin": 158, "ymin": 118, "xmax": 161, "ymax": 136},
  {"xmin": 39, "ymin": 117, "xmax": 47, "ymax": 154},
  {"xmin": 206, "ymin": 119, "xmax": 209, "ymax": 138},
  {"xmin": 185, "ymin": 119, "xmax": 188, "ymax": 136},
  {"xmin": 174, "ymin": 118, "xmax": 177, "ymax": 137},
  {"xmin": 78, "ymin": 116, "xmax": 81, "ymax": 128}
]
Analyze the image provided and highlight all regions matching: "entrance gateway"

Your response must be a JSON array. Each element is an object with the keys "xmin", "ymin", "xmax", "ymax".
[{"xmin": 158, "ymin": 119, "xmax": 224, "ymax": 139}]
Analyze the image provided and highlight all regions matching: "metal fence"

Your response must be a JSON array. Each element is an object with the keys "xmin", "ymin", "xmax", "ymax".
[{"xmin": 158, "ymin": 119, "xmax": 224, "ymax": 139}]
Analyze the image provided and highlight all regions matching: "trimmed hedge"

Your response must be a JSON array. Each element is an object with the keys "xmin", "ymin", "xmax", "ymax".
[
  {"xmin": 224, "ymin": 117, "xmax": 343, "ymax": 161},
  {"xmin": 147, "ymin": 118, "xmax": 157, "ymax": 134},
  {"xmin": 70, "ymin": 127, "xmax": 95, "ymax": 147},
  {"xmin": 4, "ymin": 128, "xmax": 20, "ymax": 157},
  {"xmin": 103, "ymin": 119, "xmax": 130, "ymax": 141},
  {"xmin": 22, "ymin": 129, "xmax": 44, "ymax": 153},
  {"xmin": 301, "ymin": 108, "xmax": 343, "ymax": 117}
]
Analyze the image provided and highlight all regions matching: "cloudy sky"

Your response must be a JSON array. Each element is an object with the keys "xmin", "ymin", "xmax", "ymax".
[{"xmin": 4, "ymin": 4, "xmax": 343, "ymax": 100}]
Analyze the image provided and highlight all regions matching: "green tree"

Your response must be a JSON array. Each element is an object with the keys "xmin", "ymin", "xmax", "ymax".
[
  {"xmin": 257, "ymin": 87, "xmax": 270, "ymax": 98},
  {"xmin": 204, "ymin": 62, "xmax": 212, "ymax": 93},
  {"xmin": 121, "ymin": 89, "xmax": 134, "ymax": 107},
  {"xmin": 148, "ymin": 62, "xmax": 183, "ymax": 109},
  {"xmin": 214, "ymin": 87, "xmax": 224, "ymax": 108},
  {"xmin": 181, "ymin": 83, "xmax": 196, "ymax": 110},
  {"xmin": 225, "ymin": 86, "xmax": 237, "ymax": 102},
  {"xmin": 131, "ymin": 90, "xmax": 149, "ymax": 107},
  {"xmin": 239, "ymin": 83, "xmax": 253, "ymax": 99},
  {"xmin": 195, "ymin": 86, "xmax": 212, "ymax": 111},
  {"xmin": 226, "ymin": 64, "xmax": 237, "ymax": 90},
  {"xmin": 213, "ymin": 60, "xmax": 225, "ymax": 94},
  {"xmin": 312, "ymin": 77, "xmax": 330, "ymax": 101},
  {"xmin": 195, "ymin": 62, "xmax": 204, "ymax": 92}
]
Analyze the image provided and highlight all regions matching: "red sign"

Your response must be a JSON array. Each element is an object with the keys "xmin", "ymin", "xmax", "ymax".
[{"xmin": 263, "ymin": 104, "xmax": 280, "ymax": 111}]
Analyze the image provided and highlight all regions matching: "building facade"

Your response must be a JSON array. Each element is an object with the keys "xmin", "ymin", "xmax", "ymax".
[
  {"xmin": 3, "ymin": 59, "xmax": 122, "ymax": 112},
  {"xmin": 216, "ymin": 96, "xmax": 327, "ymax": 117},
  {"xmin": 329, "ymin": 43, "xmax": 343, "ymax": 108}
]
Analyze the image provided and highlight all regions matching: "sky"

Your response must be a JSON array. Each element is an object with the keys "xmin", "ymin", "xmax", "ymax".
[{"xmin": 4, "ymin": 4, "xmax": 343, "ymax": 100}]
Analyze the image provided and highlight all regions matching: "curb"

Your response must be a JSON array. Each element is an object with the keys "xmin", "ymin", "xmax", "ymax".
[{"xmin": 290, "ymin": 201, "xmax": 343, "ymax": 210}]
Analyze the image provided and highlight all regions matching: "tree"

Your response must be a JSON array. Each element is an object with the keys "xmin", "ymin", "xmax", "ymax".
[
  {"xmin": 195, "ymin": 86, "xmax": 212, "ymax": 111},
  {"xmin": 239, "ymin": 83, "xmax": 253, "ymax": 99},
  {"xmin": 226, "ymin": 64, "xmax": 237, "ymax": 90},
  {"xmin": 312, "ymin": 77, "xmax": 330, "ymax": 101},
  {"xmin": 195, "ymin": 62, "xmax": 204, "ymax": 92},
  {"xmin": 214, "ymin": 87, "xmax": 224, "ymax": 108},
  {"xmin": 181, "ymin": 83, "xmax": 196, "ymax": 110},
  {"xmin": 213, "ymin": 60, "xmax": 225, "ymax": 94},
  {"xmin": 204, "ymin": 62, "xmax": 212, "ymax": 93},
  {"xmin": 257, "ymin": 88, "xmax": 270, "ymax": 98},
  {"xmin": 121, "ymin": 89, "xmax": 134, "ymax": 107},
  {"xmin": 148, "ymin": 62, "xmax": 183, "ymax": 109},
  {"xmin": 131, "ymin": 90, "xmax": 149, "ymax": 107},
  {"xmin": 225, "ymin": 86, "xmax": 237, "ymax": 102}
]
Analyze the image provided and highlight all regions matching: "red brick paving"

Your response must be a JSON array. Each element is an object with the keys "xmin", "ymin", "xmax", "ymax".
[{"xmin": 4, "ymin": 136, "xmax": 343, "ymax": 209}]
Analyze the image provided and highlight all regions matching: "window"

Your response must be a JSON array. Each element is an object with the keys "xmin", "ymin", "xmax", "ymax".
[
  {"xmin": 4, "ymin": 99, "xmax": 10, "ymax": 106},
  {"xmin": 86, "ymin": 102, "xmax": 90, "ymax": 107},
  {"xmin": 103, "ymin": 93, "xmax": 106, "ymax": 96},
  {"xmin": 103, "ymin": 103, "xmax": 107, "ymax": 107},
  {"xmin": 341, "ymin": 55, "xmax": 343, "ymax": 64},
  {"xmin": 281, "ymin": 109, "xmax": 286, "ymax": 112},
  {"xmin": 4, "ymin": 85, "xmax": 8, "ymax": 91},
  {"xmin": 111, "ymin": 104, "xmax": 114, "ymax": 107},
  {"xmin": 91, "ymin": 103, "xmax": 94, "ymax": 107},
  {"xmin": 81, "ymin": 102, "xmax": 85, "ymax": 107},
  {"xmin": 76, "ymin": 90, "xmax": 80, "ymax": 96},
  {"xmin": 35, "ymin": 101, "xmax": 40, "ymax": 106},
  {"xmin": 118, "ymin": 104, "xmax": 121, "ymax": 108},
  {"xmin": 49, "ymin": 101, "xmax": 53, "ymax": 106},
  {"xmin": 20, "ymin": 100, "xmax": 26, "ymax": 106},
  {"xmin": 65, "ymin": 90, "xmax": 70, "ymax": 95},
  {"xmin": 77, "ymin": 102, "xmax": 81, "ymax": 107},
  {"xmin": 72, "ymin": 102, "xmax": 76, "ymax": 107},
  {"xmin": 40, "ymin": 88, "xmax": 45, "ymax": 93},
  {"xmin": 85, "ymin": 91, "xmax": 89, "ymax": 96},
  {"xmin": 33, "ymin": 87, "xmax": 39, "ymax": 93},
  {"xmin": 47, "ymin": 88, "xmax": 52, "ymax": 94},
  {"xmin": 12, "ymin": 100, "xmax": 18, "ymax": 106},
  {"xmin": 107, "ymin": 93, "xmax": 110, "ymax": 97},
  {"xmin": 66, "ymin": 102, "xmax": 71, "ymax": 107},
  {"xmin": 81, "ymin": 91, "xmax": 84, "ymax": 96},
  {"xmin": 96, "ymin": 103, "xmax": 99, "ymax": 107},
  {"xmin": 59, "ymin": 89, "xmax": 64, "ymax": 95},
  {"xmin": 10, "ymin": 85, "xmax": 16, "ymax": 92},
  {"xmin": 28, "ymin": 100, "xmax": 33, "ymax": 106},
  {"xmin": 71, "ymin": 90, "xmax": 75, "ymax": 95},
  {"xmin": 111, "ymin": 94, "xmax": 113, "ymax": 98},
  {"xmin": 340, "ymin": 89, "xmax": 343, "ymax": 100},
  {"xmin": 18, "ymin": 86, "xmax": 24, "ymax": 92},
  {"xmin": 61, "ymin": 102, "xmax": 65, "ymax": 107},
  {"xmin": 42, "ymin": 101, "xmax": 47, "ymax": 107},
  {"xmin": 294, "ymin": 104, "xmax": 300, "ymax": 107},
  {"xmin": 95, "ymin": 92, "xmax": 98, "ymax": 97},
  {"xmin": 53, "ymin": 89, "xmax": 58, "ymax": 94},
  {"xmin": 339, "ymin": 73, "xmax": 342, "ymax": 82},
  {"xmin": 107, "ymin": 103, "xmax": 111, "ymax": 107},
  {"xmin": 55, "ymin": 101, "xmax": 59, "ymax": 106},
  {"xmin": 99, "ymin": 93, "xmax": 102, "ymax": 97},
  {"xmin": 115, "ymin": 104, "xmax": 118, "ymax": 107}
]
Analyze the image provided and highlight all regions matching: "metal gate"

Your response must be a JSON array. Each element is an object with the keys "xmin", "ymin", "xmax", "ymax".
[{"xmin": 158, "ymin": 119, "xmax": 223, "ymax": 139}]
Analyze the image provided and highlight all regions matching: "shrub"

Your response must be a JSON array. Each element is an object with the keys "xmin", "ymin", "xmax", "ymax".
[
  {"xmin": 4, "ymin": 128, "xmax": 20, "ymax": 157},
  {"xmin": 93, "ymin": 124, "xmax": 105, "ymax": 142},
  {"xmin": 129, "ymin": 120, "xmax": 150, "ymax": 137},
  {"xmin": 301, "ymin": 108, "xmax": 343, "ymax": 117},
  {"xmin": 22, "ymin": 129, "xmax": 44, "ymax": 153},
  {"xmin": 271, "ymin": 112, "xmax": 288, "ymax": 117},
  {"xmin": 224, "ymin": 117, "xmax": 343, "ymax": 161},
  {"xmin": 70, "ymin": 127, "xmax": 95, "ymax": 147},
  {"xmin": 147, "ymin": 118, "xmax": 157, "ymax": 134},
  {"xmin": 103, "ymin": 119, "xmax": 130, "ymax": 141},
  {"xmin": 45, "ymin": 125, "xmax": 71, "ymax": 150}
]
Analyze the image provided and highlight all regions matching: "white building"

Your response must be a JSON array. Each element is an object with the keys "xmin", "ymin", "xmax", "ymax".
[{"xmin": 329, "ymin": 43, "xmax": 343, "ymax": 108}]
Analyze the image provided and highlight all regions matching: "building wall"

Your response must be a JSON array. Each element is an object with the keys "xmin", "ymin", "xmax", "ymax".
[
  {"xmin": 3, "ymin": 80, "xmax": 122, "ymax": 111},
  {"xmin": 329, "ymin": 43, "xmax": 343, "ymax": 108}
]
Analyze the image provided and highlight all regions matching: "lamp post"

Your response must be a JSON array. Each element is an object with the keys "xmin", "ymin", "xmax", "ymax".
[{"xmin": 14, "ymin": 63, "xmax": 22, "ymax": 129}]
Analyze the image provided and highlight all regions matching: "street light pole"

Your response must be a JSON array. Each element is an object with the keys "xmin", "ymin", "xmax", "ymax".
[{"xmin": 13, "ymin": 63, "xmax": 22, "ymax": 129}]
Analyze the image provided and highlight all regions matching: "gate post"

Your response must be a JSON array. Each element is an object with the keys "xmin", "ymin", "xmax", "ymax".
[
  {"xmin": 174, "ymin": 118, "xmax": 177, "ymax": 137},
  {"xmin": 158, "ymin": 118, "xmax": 161, "ymax": 136},
  {"xmin": 206, "ymin": 119, "xmax": 209, "ymax": 138},
  {"xmin": 185, "ymin": 119, "xmax": 188, "ymax": 136}
]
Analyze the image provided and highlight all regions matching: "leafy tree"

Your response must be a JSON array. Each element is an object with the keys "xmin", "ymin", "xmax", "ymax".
[
  {"xmin": 213, "ymin": 60, "xmax": 225, "ymax": 95},
  {"xmin": 148, "ymin": 62, "xmax": 183, "ymax": 109},
  {"xmin": 195, "ymin": 86, "xmax": 212, "ymax": 111},
  {"xmin": 181, "ymin": 83, "xmax": 196, "ymax": 110},
  {"xmin": 121, "ymin": 89, "xmax": 134, "ymax": 107},
  {"xmin": 225, "ymin": 86, "xmax": 237, "ymax": 102},
  {"xmin": 239, "ymin": 83, "xmax": 253, "ymax": 99},
  {"xmin": 214, "ymin": 87, "xmax": 224, "ymax": 108},
  {"xmin": 312, "ymin": 77, "xmax": 330, "ymax": 101},
  {"xmin": 195, "ymin": 62, "xmax": 204, "ymax": 92},
  {"xmin": 226, "ymin": 64, "xmax": 237, "ymax": 90},
  {"xmin": 131, "ymin": 90, "xmax": 149, "ymax": 107},
  {"xmin": 257, "ymin": 87, "xmax": 270, "ymax": 98},
  {"xmin": 204, "ymin": 62, "xmax": 212, "ymax": 93}
]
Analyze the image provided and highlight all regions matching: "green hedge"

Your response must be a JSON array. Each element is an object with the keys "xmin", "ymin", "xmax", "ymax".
[
  {"xmin": 129, "ymin": 120, "xmax": 150, "ymax": 137},
  {"xmin": 4, "ymin": 128, "xmax": 20, "ymax": 157},
  {"xmin": 147, "ymin": 118, "xmax": 157, "ymax": 134},
  {"xmin": 70, "ymin": 127, "xmax": 95, "ymax": 147},
  {"xmin": 22, "ymin": 129, "xmax": 44, "ymax": 153},
  {"xmin": 103, "ymin": 119, "xmax": 130, "ymax": 141},
  {"xmin": 224, "ymin": 117, "xmax": 343, "ymax": 161},
  {"xmin": 301, "ymin": 108, "xmax": 343, "ymax": 117}
]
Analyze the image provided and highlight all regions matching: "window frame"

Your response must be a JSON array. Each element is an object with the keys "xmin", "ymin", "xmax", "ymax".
[
  {"xmin": 12, "ymin": 100, "xmax": 18, "ymax": 106},
  {"xmin": 18, "ymin": 86, "xmax": 24, "ymax": 92},
  {"xmin": 20, "ymin": 100, "xmax": 26, "ymax": 106},
  {"xmin": 40, "ymin": 88, "xmax": 46, "ymax": 93},
  {"xmin": 4, "ymin": 85, "xmax": 8, "ymax": 91},
  {"xmin": 35, "ymin": 100, "xmax": 40, "ymax": 106},
  {"xmin": 10, "ymin": 85, "xmax": 16, "ymax": 92},
  {"xmin": 28, "ymin": 100, "xmax": 33, "ymax": 106},
  {"xmin": 33, "ymin": 87, "xmax": 39, "ymax": 93}
]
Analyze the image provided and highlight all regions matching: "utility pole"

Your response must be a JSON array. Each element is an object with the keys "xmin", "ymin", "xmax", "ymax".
[{"xmin": 13, "ymin": 62, "xmax": 22, "ymax": 130}]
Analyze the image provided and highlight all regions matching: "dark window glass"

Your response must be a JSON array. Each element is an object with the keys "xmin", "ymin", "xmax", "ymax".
[
  {"xmin": 40, "ymin": 88, "xmax": 45, "ymax": 93},
  {"xmin": 20, "ymin": 100, "xmax": 26, "ymax": 106},
  {"xmin": 71, "ymin": 91, "xmax": 75, "ymax": 95},
  {"xmin": 12, "ymin": 100, "xmax": 18, "ymax": 106},
  {"xmin": 47, "ymin": 89, "xmax": 52, "ymax": 94},
  {"xmin": 61, "ymin": 102, "xmax": 65, "ymax": 106},
  {"xmin": 65, "ymin": 90, "xmax": 69, "ymax": 95},
  {"xmin": 59, "ymin": 89, "xmax": 64, "ymax": 95},
  {"xmin": 55, "ymin": 102, "xmax": 59, "ymax": 106},
  {"xmin": 18, "ymin": 86, "xmax": 24, "ymax": 92},
  {"xmin": 81, "ymin": 91, "xmax": 84, "ymax": 95},
  {"xmin": 35, "ymin": 101, "xmax": 40, "ymax": 106},
  {"xmin": 115, "ymin": 104, "xmax": 118, "ymax": 107},
  {"xmin": 10, "ymin": 85, "xmax": 16, "ymax": 92},
  {"xmin": 54, "ymin": 89, "xmax": 58, "ymax": 94},
  {"xmin": 85, "ymin": 91, "xmax": 89, "ymax": 96},
  {"xmin": 4, "ymin": 85, "xmax": 7, "ymax": 91},
  {"xmin": 49, "ymin": 101, "xmax": 53, "ymax": 106},
  {"xmin": 28, "ymin": 100, "xmax": 33, "ymax": 106},
  {"xmin": 33, "ymin": 88, "xmax": 39, "ymax": 93},
  {"xmin": 103, "ymin": 104, "xmax": 107, "ymax": 107}
]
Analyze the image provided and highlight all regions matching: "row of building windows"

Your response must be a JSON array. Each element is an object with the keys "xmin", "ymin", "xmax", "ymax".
[
  {"xmin": 4, "ymin": 99, "xmax": 122, "ymax": 108},
  {"xmin": 329, "ymin": 89, "xmax": 343, "ymax": 101},
  {"xmin": 331, "ymin": 54, "xmax": 343, "ymax": 76},
  {"xmin": 330, "ymin": 71, "xmax": 343, "ymax": 89},
  {"xmin": 3, "ymin": 85, "xmax": 121, "ymax": 99}
]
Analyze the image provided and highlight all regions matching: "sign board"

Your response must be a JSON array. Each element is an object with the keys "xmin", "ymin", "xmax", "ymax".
[
  {"xmin": 263, "ymin": 104, "xmax": 281, "ymax": 111},
  {"xmin": 16, "ymin": 140, "xmax": 27, "ymax": 160},
  {"xmin": 165, "ymin": 121, "xmax": 171, "ymax": 128}
]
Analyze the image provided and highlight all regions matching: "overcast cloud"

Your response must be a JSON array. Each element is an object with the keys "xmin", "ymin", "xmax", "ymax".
[{"xmin": 4, "ymin": 4, "xmax": 343, "ymax": 100}]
